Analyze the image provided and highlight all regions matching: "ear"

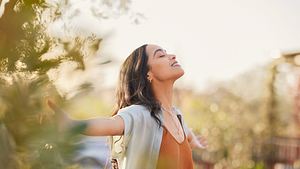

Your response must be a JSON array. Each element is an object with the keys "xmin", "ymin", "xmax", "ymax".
[{"xmin": 147, "ymin": 72, "xmax": 153, "ymax": 81}]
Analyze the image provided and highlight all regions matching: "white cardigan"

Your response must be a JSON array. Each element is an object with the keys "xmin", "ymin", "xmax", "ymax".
[{"xmin": 113, "ymin": 104, "xmax": 190, "ymax": 169}]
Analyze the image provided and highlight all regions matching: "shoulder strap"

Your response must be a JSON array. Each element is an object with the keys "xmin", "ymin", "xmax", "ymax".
[{"xmin": 176, "ymin": 114, "xmax": 183, "ymax": 127}]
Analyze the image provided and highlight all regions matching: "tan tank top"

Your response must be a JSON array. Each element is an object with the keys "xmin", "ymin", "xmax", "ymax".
[{"xmin": 156, "ymin": 126, "xmax": 194, "ymax": 169}]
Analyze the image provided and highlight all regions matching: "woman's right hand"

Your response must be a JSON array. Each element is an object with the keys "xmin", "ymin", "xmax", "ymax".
[
  {"xmin": 46, "ymin": 98, "xmax": 63, "ymax": 115},
  {"xmin": 45, "ymin": 97, "xmax": 125, "ymax": 136},
  {"xmin": 45, "ymin": 97, "xmax": 74, "ymax": 132}
]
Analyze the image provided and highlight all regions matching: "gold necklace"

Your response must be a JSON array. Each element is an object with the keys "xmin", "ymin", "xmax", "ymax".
[{"xmin": 161, "ymin": 106, "xmax": 183, "ymax": 138}]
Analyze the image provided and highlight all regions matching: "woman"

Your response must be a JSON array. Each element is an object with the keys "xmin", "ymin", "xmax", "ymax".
[{"xmin": 48, "ymin": 44, "xmax": 207, "ymax": 169}]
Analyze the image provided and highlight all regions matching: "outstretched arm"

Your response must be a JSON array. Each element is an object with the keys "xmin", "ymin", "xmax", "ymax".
[
  {"xmin": 47, "ymin": 99, "xmax": 124, "ymax": 136},
  {"xmin": 79, "ymin": 115, "xmax": 124, "ymax": 136}
]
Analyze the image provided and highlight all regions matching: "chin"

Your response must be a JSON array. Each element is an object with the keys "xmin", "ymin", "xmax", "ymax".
[
  {"xmin": 179, "ymin": 67, "xmax": 185, "ymax": 75},
  {"xmin": 174, "ymin": 69, "xmax": 185, "ymax": 79}
]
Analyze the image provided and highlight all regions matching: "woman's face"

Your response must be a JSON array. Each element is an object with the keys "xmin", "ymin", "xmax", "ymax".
[{"xmin": 146, "ymin": 44, "xmax": 184, "ymax": 82}]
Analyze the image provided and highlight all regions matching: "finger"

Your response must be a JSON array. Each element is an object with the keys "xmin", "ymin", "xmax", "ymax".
[
  {"xmin": 46, "ymin": 99, "xmax": 53, "ymax": 107},
  {"xmin": 197, "ymin": 138, "xmax": 208, "ymax": 146},
  {"xmin": 198, "ymin": 139, "xmax": 208, "ymax": 145},
  {"xmin": 196, "ymin": 135, "xmax": 207, "ymax": 141},
  {"xmin": 47, "ymin": 100, "xmax": 64, "ymax": 114},
  {"xmin": 196, "ymin": 142, "xmax": 207, "ymax": 149},
  {"xmin": 197, "ymin": 137, "xmax": 206, "ymax": 143},
  {"xmin": 196, "ymin": 135, "xmax": 204, "ymax": 139}
]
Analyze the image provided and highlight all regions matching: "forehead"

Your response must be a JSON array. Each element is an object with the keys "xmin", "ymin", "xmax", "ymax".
[{"xmin": 146, "ymin": 44, "xmax": 164, "ymax": 57}]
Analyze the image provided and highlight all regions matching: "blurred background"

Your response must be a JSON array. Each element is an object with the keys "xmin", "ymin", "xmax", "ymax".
[{"xmin": 1, "ymin": 0, "xmax": 300, "ymax": 169}]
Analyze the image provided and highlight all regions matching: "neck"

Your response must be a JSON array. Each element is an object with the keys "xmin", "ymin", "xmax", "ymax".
[{"xmin": 151, "ymin": 80, "xmax": 174, "ymax": 110}]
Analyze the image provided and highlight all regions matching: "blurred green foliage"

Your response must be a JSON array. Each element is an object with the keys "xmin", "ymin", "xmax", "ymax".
[
  {"xmin": 178, "ymin": 64, "xmax": 298, "ymax": 169},
  {"xmin": 0, "ymin": 75, "xmax": 84, "ymax": 169},
  {"xmin": 0, "ymin": 0, "xmax": 131, "ymax": 168},
  {"xmin": 0, "ymin": 0, "xmax": 59, "ymax": 74}
]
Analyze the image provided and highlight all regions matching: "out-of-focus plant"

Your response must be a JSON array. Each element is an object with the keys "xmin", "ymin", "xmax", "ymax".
[
  {"xmin": 0, "ymin": 0, "xmax": 135, "ymax": 168},
  {"xmin": 180, "ymin": 87, "xmax": 261, "ymax": 169},
  {"xmin": 0, "ymin": 75, "xmax": 86, "ymax": 169},
  {"xmin": 0, "ymin": 0, "xmax": 136, "ymax": 75},
  {"xmin": 178, "ymin": 64, "xmax": 297, "ymax": 169}
]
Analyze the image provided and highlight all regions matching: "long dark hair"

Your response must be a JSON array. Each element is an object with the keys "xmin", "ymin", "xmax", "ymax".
[{"xmin": 112, "ymin": 44, "xmax": 162, "ymax": 126}]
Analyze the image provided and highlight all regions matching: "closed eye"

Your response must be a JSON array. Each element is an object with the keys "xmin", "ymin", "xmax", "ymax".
[
  {"xmin": 159, "ymin": 55, "xmax": 165, "ymax": 58},
  {"xmin": 153, "ymin": 48, "xmax": 167, "ymax": 58}
]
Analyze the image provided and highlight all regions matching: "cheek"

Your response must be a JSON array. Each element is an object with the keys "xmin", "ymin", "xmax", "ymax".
[
  {"xmin": 151, "ymin": 63, "xmax": 184, "ymax": 80},
  {"xmin": 151, "ymin": 64, "xmax": 168, "ymax": 78}
]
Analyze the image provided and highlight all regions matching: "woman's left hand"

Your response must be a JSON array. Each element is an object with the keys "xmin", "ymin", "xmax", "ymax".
[
  {"xmin": 191, "ymin": 135, "xmax": 208, "ymax": 149},
  {"xmin": 188, "ymin": 129, "xmax": 208, "ymax": 149}
]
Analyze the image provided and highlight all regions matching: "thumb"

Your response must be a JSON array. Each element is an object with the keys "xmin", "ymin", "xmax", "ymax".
[{"xmin": 46, "ymin": 98, "xmax": 64, "ymax": 114}]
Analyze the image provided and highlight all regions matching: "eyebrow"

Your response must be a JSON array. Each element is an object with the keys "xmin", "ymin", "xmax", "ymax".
[{"xmin": 153, "ymin": 48, "xmax": 166, "ymax": 58}]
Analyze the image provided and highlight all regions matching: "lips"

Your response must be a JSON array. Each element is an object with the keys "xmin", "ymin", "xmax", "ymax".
[{"xmin": 171, "ymin": 61, "xmax": 180, "ymax": 67}]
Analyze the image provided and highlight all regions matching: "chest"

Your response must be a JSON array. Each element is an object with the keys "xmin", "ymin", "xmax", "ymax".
[{"xmin": 162, "ymin": 114, "xmax": 185, "ymax": 143}]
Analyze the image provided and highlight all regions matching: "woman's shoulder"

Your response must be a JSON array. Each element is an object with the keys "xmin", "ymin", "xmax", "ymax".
[
  {"xmin": 118, "ymin": 104, "xmax": 150, "ymax": 116},
  {"xmin": 173, "ymin": 106, "xmax": 182, "ymax": 115}
]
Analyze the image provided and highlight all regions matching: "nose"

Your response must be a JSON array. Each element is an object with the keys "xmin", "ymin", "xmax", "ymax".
[{"xmin": 169, "ymin": 54, "xmax": 176, "ymax": 60}]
